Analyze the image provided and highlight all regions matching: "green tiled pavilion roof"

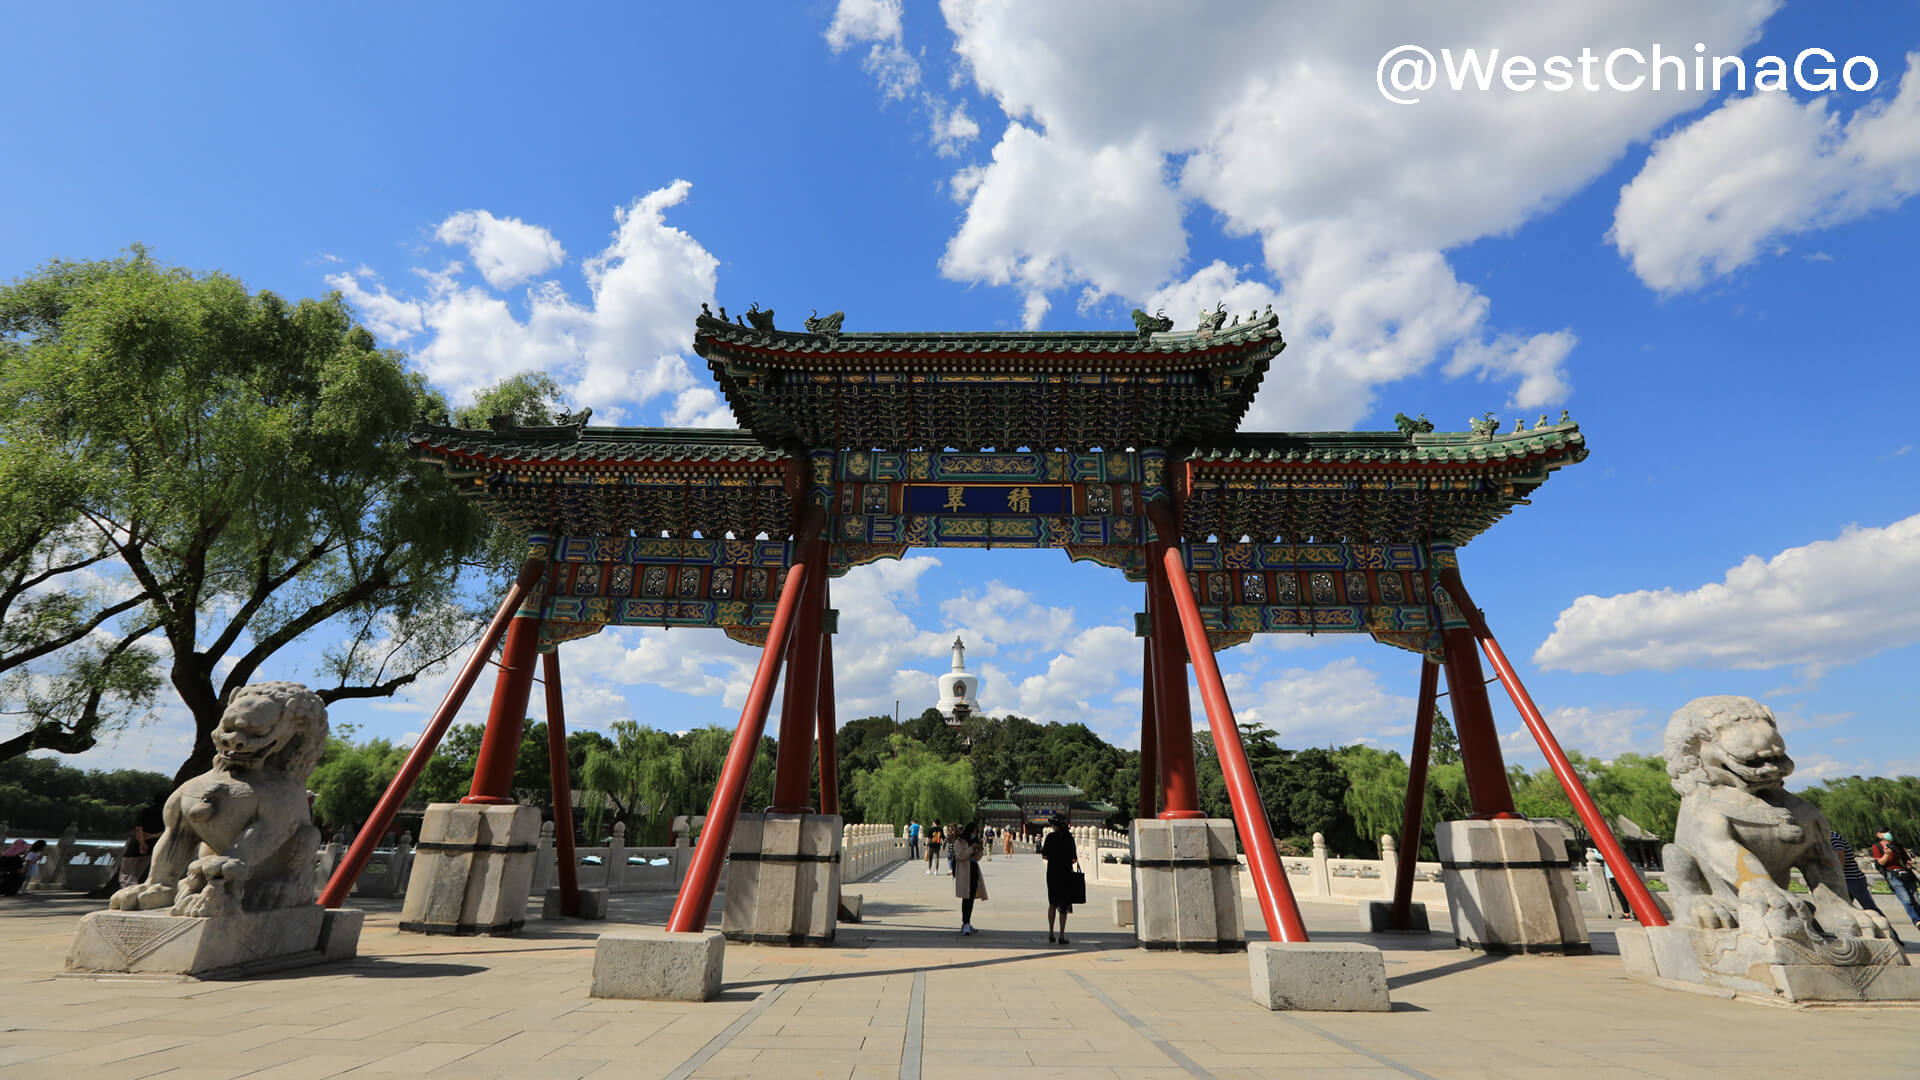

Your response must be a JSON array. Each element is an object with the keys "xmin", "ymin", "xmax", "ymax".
[
  {"xmin": 976, "ymin": 799, "xmax": 1021, "ymax": 812},
  {"xmin": 1010, "ymin": 782, "xmax": 1085, "ymax": 798},
  {"xmin": 406, "ymin": 422, "xmax": 792, "ymax": 539},
  {"xmin": 694, "ymin": 312, "xmax": 1283, "ymax": 452},
  {"xmin": 1180, "ymin": 420, "xmax": 1589, "ymax": 546},
  {"xmin": 408, "ymin": 422, "xmax": 788, "ymax": 465},
  {"xmin": 1188, "ymin": 422, "xmax": 1587, "ymax": 466},
  {"xmin": 693, "ymin": 312, "xmax": 1284, "ymax": 359}
]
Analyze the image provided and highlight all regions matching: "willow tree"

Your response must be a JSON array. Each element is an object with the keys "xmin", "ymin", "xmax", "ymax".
[{"xmin": 0, "ymin": 249, "xmax": 499, "ymax": 780}]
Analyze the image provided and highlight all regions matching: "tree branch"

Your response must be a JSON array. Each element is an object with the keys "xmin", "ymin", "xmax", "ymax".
[
  {"xmin": 0, "ymin": 591, "xmax": 153, "ymax": 676},
  {"xmin": 218, "ymin": 552, "xmax": 399, "ymax": 695}
]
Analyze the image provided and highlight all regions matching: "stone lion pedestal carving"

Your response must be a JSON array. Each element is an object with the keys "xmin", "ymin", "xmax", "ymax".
[
  {"xmin": 1617, "ymin": 696, "xmax": 1920, "ymax": 1004},
  {"xmin": 66, "ymin": 682, "xmax": 363, "ymax": 977}
]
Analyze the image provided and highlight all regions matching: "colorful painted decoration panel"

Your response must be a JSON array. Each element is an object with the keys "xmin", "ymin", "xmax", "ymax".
[{"xmin": 901, "ymin": 484, "xmax": 1073, "ymax": 515}]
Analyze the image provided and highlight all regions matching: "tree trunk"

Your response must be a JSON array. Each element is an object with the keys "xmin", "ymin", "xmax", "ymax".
[{"xmin": 170, "ymin": 659, "xmax": 225, "ymax": 786}]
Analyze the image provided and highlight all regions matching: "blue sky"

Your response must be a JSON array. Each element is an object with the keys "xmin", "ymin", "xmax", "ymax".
[{"xmin": 6, "ymin": 2, "xmax": 1919, "ymax": 787}]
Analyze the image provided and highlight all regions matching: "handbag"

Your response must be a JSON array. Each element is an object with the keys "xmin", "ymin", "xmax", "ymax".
[{"xmin": 1066, "ymin": 864, "xmax": 1087, "ymax": 906}]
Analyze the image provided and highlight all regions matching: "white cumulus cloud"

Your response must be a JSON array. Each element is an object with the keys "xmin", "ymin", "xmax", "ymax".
[
  {"xmin": 1612, "ymin": 52, "xmax": 1920, "ymax": 293},
  {"xmin": 891, "ymin": 1, "xmax": 1789, "ymax": 425},
  {"xmin": 1535, "ymin": 512, "xmax": 1920, "ymax": 677},
  {"xmin": 327, "ymin": 181, "xmax": 719, "ymax": 423},
  {"xmin": 434, "ymin": 210, "xmax": 566, "ymax": 289}
]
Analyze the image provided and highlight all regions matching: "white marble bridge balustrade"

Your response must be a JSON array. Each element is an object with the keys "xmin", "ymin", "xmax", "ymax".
[{"xmin": 841, "ymin": 823, "xmax": 910, "ymax": 882}]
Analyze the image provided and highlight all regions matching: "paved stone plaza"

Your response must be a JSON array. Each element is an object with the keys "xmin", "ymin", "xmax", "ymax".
[{"xmin": 4, "ymin": 851, "xmax": 1917, "ymax": 1080}]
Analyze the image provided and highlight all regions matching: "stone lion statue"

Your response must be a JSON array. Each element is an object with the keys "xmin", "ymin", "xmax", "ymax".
[
  {"xmin": 1662, "ymin": 695, "xmax": 1890, "ymax": 946},
  {"xmin": 110, "ymin": 682, "xmax": 328, "ymax": 918}
]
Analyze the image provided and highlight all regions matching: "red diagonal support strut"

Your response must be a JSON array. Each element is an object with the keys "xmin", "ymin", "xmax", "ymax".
[
  {"xmin": 816, "ymin": 617, "xmax": 840, "ymax": 817},
  {"xmin": 319, "ymin": 557, "xmax": 545, "ymax": 908},
  {"xmin": 1137, "ymin": 636, "xmax": 1158, "ymax": 820},
  {"xmin": 770, "ymin": 534, "xmax": 827, "ymax": 813},
  {"xmin": 667, "ymin": 508, "xmax": 825, "ymax": 933},
  {"xmin": 543, "ymin": 649, "xmax": 581, "ymax": 918},
  {"xmin": 1389, "ymin": 659, "xmax": 1439, "ymax": 930},
  {"xmin": 1446, "ymin": 572, "xmax": 1668, "ymax": 928},
  {"xmin": 1148, "ymin": 501, "xmax": 1310, "ymax": 943}
]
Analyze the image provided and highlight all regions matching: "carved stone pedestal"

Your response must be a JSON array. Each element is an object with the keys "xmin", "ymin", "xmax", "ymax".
[
  {"xmin": 1619, "ymin": 925, "xmax": 1920, "ymax": 1003},
  {"xmin": 1436, "ymin": 818, "xmax": 1588, "ymax": 954},
  {"xmin": 398, "ymin": 803, "xmax": 539, "ymax": 936},
  {"xmin": 1131, "ymin": 818, "xmax": 1244, "ymax": 952},
  {"xmin": 721, "ymin": 812, "xmax": 841, "ymax": 946},
  {"xmin": 66, "ymin": 905, "xmax": 363, "ymax": 977}
]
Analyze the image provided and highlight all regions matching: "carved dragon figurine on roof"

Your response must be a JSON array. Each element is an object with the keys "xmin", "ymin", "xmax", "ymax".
[
  {"xmin": 745, "ymin": 302, "xmax": 776, "ymax": 332},
  {"xmin": 1131, "ymin": 308, "xmax": 1173, "ymax": 338},
  {"xmin": 804, "ymin": 309, "xmax": 845, "ymax": 336}
]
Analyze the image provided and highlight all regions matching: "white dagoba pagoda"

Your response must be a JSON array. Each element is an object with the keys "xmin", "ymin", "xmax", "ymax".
[{"xmin": 934, "ymin": 636, "xmax": 982, "ymax": 726}]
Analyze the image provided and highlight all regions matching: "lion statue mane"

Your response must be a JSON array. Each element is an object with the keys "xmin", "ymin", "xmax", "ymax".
[
  {"xmin": 1661, "ymin": 695, "xmax": 1890, "ymax": 948},
  {"xmin": 109, "ymin": 681, "xmax": 328, "ymax": 918}
]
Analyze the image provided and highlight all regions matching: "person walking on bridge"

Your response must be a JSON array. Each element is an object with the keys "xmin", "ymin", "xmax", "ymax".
[
  {"xmin": 1042, "ymin": 817, "xmax": 1080, "ymax": 944},
  {"xmin": 925, "ymin": 821, "xmax": 943, "ymax": 875},
  {"xmin": 952, "ymin": 822, "xmax": 988, "ymax": 935}
]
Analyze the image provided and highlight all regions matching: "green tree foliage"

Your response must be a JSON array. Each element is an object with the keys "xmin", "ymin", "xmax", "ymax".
[
  {"xmin": 576, "ymin": 722, "xmax": 771, "ymax": 845},
  {"xmin": 848, "ymin": 734, "xmax": 975, "ymax": 827},
  {"xmin": 0, "ymin": 249, "xmax": 504, "ymax": 779},
  {"xmin": 1429, "ymin": 709, "xmax": 1460, "ymax": 765},
  {"xmin": 0, "ymin": 755, "xmax": 170, "ymax": 836},
  {"xmin": 1800, "ymin": 775, "xmax": 1920, "ymax": 848},
  {"xmin": 307, "ymin": 725, "xmax": 406, "ymax": 835},
  {"xmin": 834, "ymin": 714, "xmax": 900, "ymax": 822},
  {"xmin": 1334, "ymin": 744, "xmax": 1408, "ymax": 853}
]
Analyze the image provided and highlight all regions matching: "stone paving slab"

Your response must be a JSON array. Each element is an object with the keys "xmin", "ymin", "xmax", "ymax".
[{"xmin": 5, "ymin": 846, "xmax": 1919, "ymax": 1079}]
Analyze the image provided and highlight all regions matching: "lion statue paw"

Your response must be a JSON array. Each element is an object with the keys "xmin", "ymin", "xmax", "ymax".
[
  {"xmin": 173, "ymin": 855, "xmax": 250, "ymax": 918},
  {"xmin": 109, "ymin": 881, "xmax": 178, "ymax": 911}
]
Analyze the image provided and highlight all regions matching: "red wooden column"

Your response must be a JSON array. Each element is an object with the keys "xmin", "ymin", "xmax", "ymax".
[
  {"xmin": 1154, "ymin": 539, "xmax": 1310, "ymax": 942},
  {"xmin": 816, "ymin": 610, "xmax": 840, "ymax": 817},
  {"xmin": 1447, "ymin": 572, "xmax": 1669, "ymax": 928},
  {"xmin": 1389, "ymin": 659, "xmax": 1440, "ymax": 930},
  {"xmin": 667, "ymin": 509, "xmax": 823, "ymax": 933},
  {"xmin": 1145, "ymin": 501, "xmax": 1202, "ymax": 819},
  {"xmin": 770, "ymin": 535, "xmax": 827, "ymax": 813},
  {"xmin": 1434, "ymin": 558, "xmax": 1516, "ymax": 817},
  {"xmin": 542, "ymin": 649, "xmax": 581, "ymax": 918},
  {"xmin": 320, "ymin": 557, "xmax": 545, "ymax": 907},
  {"xmin": 1137, "ymin": 636, "xmax": 1158, "ymax": 820},
  {"xmin": 466, "ymin": 572, "xmax": 548, "ymax": 804}
]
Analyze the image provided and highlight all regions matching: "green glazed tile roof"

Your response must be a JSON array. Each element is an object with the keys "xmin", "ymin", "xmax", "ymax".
[
  {"xmin": 976, "ymin": 799, "xmax": 1021, "ymax": 812},
  {"xmin": 1010, "ymin": 782, "xmax": 1086, "ymax": 797},
  {"xmin": 408, "ymin": 422, "xmax": 789, "ymax": 465},
  {"xmin": 693, "ymin": 312, "xmax": 1284, "ymax": 359},
  {"xmin": 1189, "ymin": 422, "xmax": 1587, "ymax": 467},
  {"xmin": 695, "ymin": 312, "xmax": 1283, "ymax": 452}
]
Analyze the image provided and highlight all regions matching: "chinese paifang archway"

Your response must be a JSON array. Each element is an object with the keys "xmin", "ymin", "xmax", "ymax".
[{"xmin": 320, "ymin": 306, "xmax": 1667, "ymax": 941}]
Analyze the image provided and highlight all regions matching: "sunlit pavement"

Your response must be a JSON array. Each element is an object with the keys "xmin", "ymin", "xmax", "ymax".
[{"xmin": 4, "ymin": 849, "xmax": 1916, "ymax": 1079}]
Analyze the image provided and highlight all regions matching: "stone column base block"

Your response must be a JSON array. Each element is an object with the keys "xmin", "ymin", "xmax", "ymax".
[
  {"xmin": 398, "ymin": 802, "xmax": 540, "ymax": 936},
  {"xmin": 591, "ymin": 928, "xmax": 724, "ymax": 1001},
  {"xmin": 1113, "ymin": 897, "xmax": 1135, "ymax": 927},
  {"xmin": 1359, "ymin": 900, "xmax": 1428, "ymax": 933},
  {"xmin": 721, "ymin": 812, "xmax": 842, "ymax": 946},
  {"xmin": 1618, "ymin": 925, "xmax": 1920, "ymax": 1003},
  {"xmin": 1435, "ymin": 819, "xmax": 1589, "ymax": 954},
  {"xmin": 542, "ymin": 887, "xmax": 608, "ymax": 920},
  {"xmin": 1131, "ymin": 818, "xmax": 1244, "ymax": 952},
  {"xmin": 66, "ymin": 904, "xmax": 359, "ymax": 977},
  {"xmin": 838, "ymin": 893, "xmax": 863, "ymax": 922},
  {"xmin": 318, "ymin": 908, "xmax": 364, "ymax": 961},
  {"xmin": 1249, "ymin": 942, "xmax": 1391, "ymax": 1011}
]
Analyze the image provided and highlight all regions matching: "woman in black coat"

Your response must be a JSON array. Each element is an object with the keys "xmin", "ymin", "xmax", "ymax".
[{"xmin": 1040, "ymin": 817, "xmax": 1079, "ymax": 944}]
